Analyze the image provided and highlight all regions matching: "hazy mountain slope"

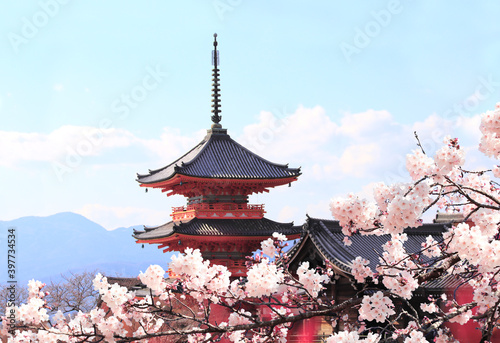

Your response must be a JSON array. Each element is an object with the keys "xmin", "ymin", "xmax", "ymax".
[{"xmin": 0, "ymin": 212, "xmax": 172, "ymax": 283}]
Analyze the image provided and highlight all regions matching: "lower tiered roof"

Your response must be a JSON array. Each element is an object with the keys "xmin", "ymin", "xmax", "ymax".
[{"xmin": 133, "ymin": 217, "xmax": 302, "ymax": 241}]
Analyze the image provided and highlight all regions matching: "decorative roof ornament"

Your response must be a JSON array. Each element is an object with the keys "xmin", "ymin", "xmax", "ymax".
[{"xmin": 211, "ymin": 33, "xmax": 222, "ymax": 128}]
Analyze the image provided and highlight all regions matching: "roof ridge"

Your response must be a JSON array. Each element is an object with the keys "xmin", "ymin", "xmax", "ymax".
[
  {"xmin": 307, "ymin": 217, "xmax": 448, "ymax": 235},
  {"xmin": 307, "ymin": 216, "xmax": 339, "ymax": 224},
  {"xmin": 317, "ymin": 221, "xmax": 357, "ymax": 262},
  {"xmin": 228, "ymin": 136, "xmax": 301, "ymax": 171},
  {"xmin": 178, "ymin": 131, "xmax": 226, "ymax": 170},
  {"xmin": 142, "ymin": 136, "xmax": 209, "ymax": 177}
]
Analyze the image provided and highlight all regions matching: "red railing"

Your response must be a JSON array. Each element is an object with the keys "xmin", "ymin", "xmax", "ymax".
[
  {"xmin": 171, "ymin": 203, "xmax": 265, "ymax": 220},
  {"xmin": 172, "ymin": 203, "xmax": 264, "ymax": 212}
]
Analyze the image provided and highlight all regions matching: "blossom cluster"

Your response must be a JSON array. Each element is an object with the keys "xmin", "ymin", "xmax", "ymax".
[
  {"xmin": 330, "ymin": 193, "xmax": 377, "ymax": 235},
  {"xmin": 374, "ymin": 181, "xmax": 431, "ymax": 235},
  {"xmin": 434, "ymin": 136, "xmax": 465, "ymax": 175},
  {"xmin": 351, "ymin": 256, "xmax": 374, "ymax": 283},
  {"xmin": 421, "ymin": 235, "xmax": 441, "ymax": 258},
  {"xmin": 406, "ymin": 150, "xmax": 435, "ymax": 181},
  {"xmin": 358, "ymin": 291, "xmax": 395, "ymax": 323},
  {"xmin": 443, "ymin": 223, "xmax": 500, "ymax": 273},
  {"xmin": 139, "ymin": 264, "xmax": 167, "ymax": 294},
  {"xmin": 470, "ymin": 274, "xmax": 499, "ymax": 314},
  {"xmin": 168, "ymin": 247, "xmax": 231, "ymax": 302},
  {"xmin": 16, "ymin": 280, "xmax": 49, "ymax": 326},
  {"xmin": 326, "ymin": 331, "xmax": 381, "ymax": 343},
  {"xmin": 296, "ymin": 261, "xmax": 330, "ymax": 297},
  {"xmin": 246, "ymin": 257, "xmax": 285, "ymax": 298},
  {"xmin": 260, "ymin": 232, "xmax": 287, "ymax": 257},
  {"xmin": 420, "ymin": 301, "xmax": 439, "ymax": 314},
  {"xmin": 447, "ymin": 309, "xmax": 473, "ymax": 325},
  {"xmin": 479, "ymin": 102, "xmax": 500, "ymax": 158},
  {"xmin": 226, "ymin": 309, "xmax": 252, "ymax": 342}
]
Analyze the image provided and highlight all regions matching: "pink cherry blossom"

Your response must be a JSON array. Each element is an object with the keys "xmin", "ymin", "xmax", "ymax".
[{"xmin": 358, "ymin": 291, "xmax": 395, "ymax": 322}]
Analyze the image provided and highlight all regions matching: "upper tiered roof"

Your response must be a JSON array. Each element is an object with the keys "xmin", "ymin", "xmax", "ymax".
[{"xmin": 136, "ymin": 128, "xmax": 301, "ymax": 185}]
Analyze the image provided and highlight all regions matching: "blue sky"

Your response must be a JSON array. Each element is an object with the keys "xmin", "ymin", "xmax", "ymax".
[{"xmin": 1, "ymin": 1, "xmax": 499, "ymax": 229}]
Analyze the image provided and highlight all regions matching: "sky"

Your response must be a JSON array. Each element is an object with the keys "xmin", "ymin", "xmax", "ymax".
[{"xmin": 1, "ymin": 1, "xmax": 500, "ymax": 230}]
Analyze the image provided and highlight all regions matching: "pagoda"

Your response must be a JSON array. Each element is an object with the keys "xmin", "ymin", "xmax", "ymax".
[{"xmin": 133, "ymin": 34, "xmax": 302, "ymax": 276}]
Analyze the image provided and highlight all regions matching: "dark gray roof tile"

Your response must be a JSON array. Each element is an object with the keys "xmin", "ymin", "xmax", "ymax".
[
  {"xmin": 137, "ymin": 129, "xmax": 301, "ymax": 184},
  {"xmin": 305, "ymin": 218, "xmax": 449, "ymax": 273},
  {"xmin": 134, "ymin": 217, "xmax": 302, "ymax": 240}
]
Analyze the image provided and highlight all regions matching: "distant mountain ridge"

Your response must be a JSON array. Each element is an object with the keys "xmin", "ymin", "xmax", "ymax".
[{"xmin": 0, "ymin": 212, "xmax": 171, "ymax": 283}]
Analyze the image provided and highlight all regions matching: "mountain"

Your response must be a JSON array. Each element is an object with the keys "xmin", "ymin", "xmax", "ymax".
[{"xmin": 0, "ymin": 212, "xmax": 172, "ymax": 284}]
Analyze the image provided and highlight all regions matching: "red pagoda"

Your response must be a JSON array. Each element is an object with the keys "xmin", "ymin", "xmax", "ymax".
[{"xmin": 133, "ymin": 34, "xmax": 302, "ymax": 277}]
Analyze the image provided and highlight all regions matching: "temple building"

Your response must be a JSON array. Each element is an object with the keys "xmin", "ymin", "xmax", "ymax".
[
  {"xmin": 133, "ymin": 34, "xmax": 302, "ymax": 277},
  {"xmin": 286, "ymin": 216, "xmax": 462, "ymax": 338}
]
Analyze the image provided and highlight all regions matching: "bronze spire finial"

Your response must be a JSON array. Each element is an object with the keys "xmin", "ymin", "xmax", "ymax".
[{"xmin": 211, "ymin": 33, "xmax": 222, "ymax": 127}]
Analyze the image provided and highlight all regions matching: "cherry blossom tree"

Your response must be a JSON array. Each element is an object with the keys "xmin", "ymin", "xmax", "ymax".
[
  {"xmin": 3, "ymin": 104, "xmax": 500, "ymax": 342},
  {"xmin": 0, "ymin": 270, "xmax": 99, "ymax": 318}
]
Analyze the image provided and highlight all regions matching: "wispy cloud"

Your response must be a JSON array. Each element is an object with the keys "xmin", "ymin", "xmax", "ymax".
[{"xmin": 0, "ymin": 125, "xmax": 204, "ymax": 169}]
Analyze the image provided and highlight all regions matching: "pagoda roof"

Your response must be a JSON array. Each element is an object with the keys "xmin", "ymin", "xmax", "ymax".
[
  {"xmin": 133, "ymin": 217, "xmax": 302, "ymax": 241},
  {"xmin": 289, "ymin": 217, "xmax": 449, "ymax": 274},
  {"xmin": 136, "ymin": 128, "xmax": 301, "ymax": 185}
]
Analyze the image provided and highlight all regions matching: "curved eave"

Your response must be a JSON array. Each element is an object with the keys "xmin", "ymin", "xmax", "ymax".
[
  {"xmin": 287, "ymin": 233, "xmax": 352, "ymax": 279},
  {"xmin": 132, "ymin": 232, "xmax": 302, "ymax": 244},
  {"xmin": 136, "ymin": 137, "xmax": 209, "ymax": 180},
  {"xmin": 137, "ymin": 174, "xmax": 300, "ymax": 188},
  {"xmin": 287, "ymin": 232, "xmax": 310, "ymax": 266},
  {"xmin": 133, "ymin": 218, "xmax": 303, "ymax": 242},
  {"xmin": 308, "ymin": 231, "xmax": 354, "ymax": 276}
]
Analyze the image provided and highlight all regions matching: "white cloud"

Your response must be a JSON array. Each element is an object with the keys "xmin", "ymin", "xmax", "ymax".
[
  {"xmin": 0, "ymin": 125, "xmax": 204, "ymax": 169},
  {"xmin": 238, "ymin": 106, "xmax": 490, "ymax": 188},
  {"xmin": 337, "ymin": 109, "xmax": 394, "ymax": 139},
  {"xmin": 338, "ymin": 143, "xmax": 380, "ymax": 177},
  {"xmin": 141, "ymin": 127, "xmax": 205, "ymax": 163},
  {"xmin": 238, "ymin": 106, "xmax": 414, "ymax": 182},
  {"xmin": 0, "ymin": 126, "xmax": 135, "ymax": 167},
  {"xmin": 75, "ymin": 204, "xmax": 169, "ymax": 231},
  {"xmin": 238, "ymin": 105, "xmax": 337, "ymax": 162}
]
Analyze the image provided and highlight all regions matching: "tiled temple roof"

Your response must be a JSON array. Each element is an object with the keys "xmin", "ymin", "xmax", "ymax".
[
  {"xmin": 136, "ymin": 129, "xmax": 301, "ymax": 184},
  {"xmin": 134, "ymin": 217, "xmax": 302, "ymax": 240},
  {"xmin": 298, "ymin": 217, "xmax": 450, "ymax": 274},
  {"xmin": 287, "ymin": 217, "xmax": 465, "ymax": 293}
]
